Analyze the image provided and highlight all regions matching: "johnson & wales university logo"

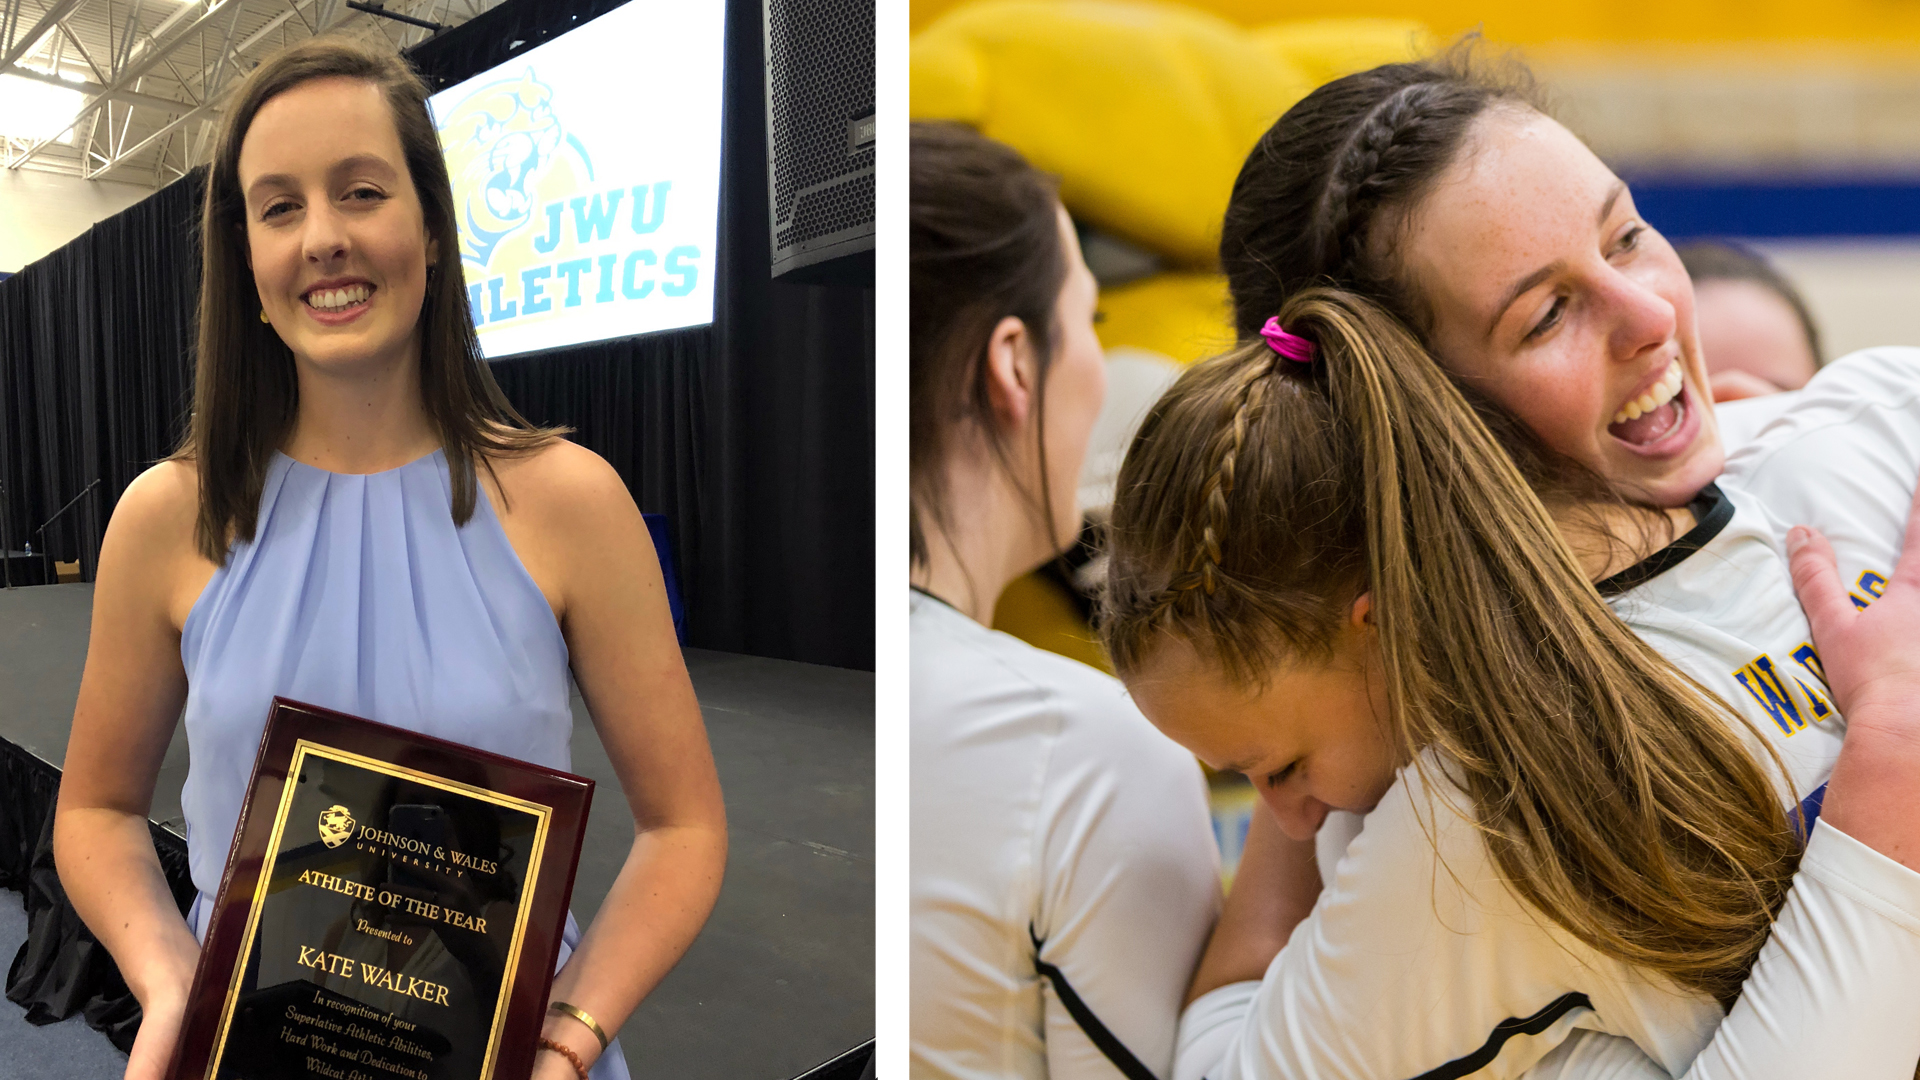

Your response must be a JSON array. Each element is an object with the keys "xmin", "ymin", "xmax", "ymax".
[{"xmin": 318, "ymin": 805, "xmax": 356, "ymax": 849}]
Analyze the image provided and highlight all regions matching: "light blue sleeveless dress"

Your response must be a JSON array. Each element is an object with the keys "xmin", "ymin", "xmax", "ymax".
[{"xmin": 179, "ymin": 449, "xmax": 629, "ymax": 1079}]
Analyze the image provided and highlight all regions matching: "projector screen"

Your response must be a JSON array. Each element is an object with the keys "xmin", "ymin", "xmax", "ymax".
[{"xmin": 428, "ymin": 0, "xmax": 725, "ymax": 360}]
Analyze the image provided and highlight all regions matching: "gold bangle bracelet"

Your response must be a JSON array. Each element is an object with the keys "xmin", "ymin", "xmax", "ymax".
[{"xmin": 549, "ymin": 1000, "xmax": 610, "ymax": 1052}]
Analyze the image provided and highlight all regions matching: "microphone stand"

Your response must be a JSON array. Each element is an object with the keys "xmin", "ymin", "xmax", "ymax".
[
  {"xmin": 0, "ymin": 479, "xmax": 11, "ymax": 590},
  {"xmin": 34, "ymin": 478, "xmax": 101, "ymax": 585}
]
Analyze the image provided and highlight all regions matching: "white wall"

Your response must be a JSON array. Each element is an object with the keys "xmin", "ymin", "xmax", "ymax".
[
  {"xmin": 0, "ymin": 169, "xmax": 157, "ymax": 274},
  {"xmin": 1751, "ymin": 240, "xmax": 1920, "ymax": 360}
]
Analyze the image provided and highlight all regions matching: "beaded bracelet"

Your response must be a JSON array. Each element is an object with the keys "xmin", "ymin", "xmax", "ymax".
[{"xmin": 539, "ymin": 1036, "xmax": 590, "ymax": 1080}]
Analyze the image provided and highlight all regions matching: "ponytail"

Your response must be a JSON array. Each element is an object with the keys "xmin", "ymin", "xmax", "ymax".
[{"xmin": 1104, "ymin": 288, "xmax": 1798, "ymax": 1009}]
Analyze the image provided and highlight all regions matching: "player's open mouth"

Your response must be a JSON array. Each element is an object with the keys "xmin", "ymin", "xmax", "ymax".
[
  {"xmin": 304, "ymin": 283, "xmax": 375, "ymax": 314},
  {"xmin": 1607, "ymin": 359, "xmax": 1686, "ymax": 446}
]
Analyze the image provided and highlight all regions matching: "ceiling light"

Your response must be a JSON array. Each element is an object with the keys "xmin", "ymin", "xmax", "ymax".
[{"xmin": 0, "ymin": 73, "xmax": 83, "ymax": 144}]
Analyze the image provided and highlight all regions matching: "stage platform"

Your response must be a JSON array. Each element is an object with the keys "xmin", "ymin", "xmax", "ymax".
[{"xmin": 0, "ymin": 583, "xmax": 873, "ymax": 1079}]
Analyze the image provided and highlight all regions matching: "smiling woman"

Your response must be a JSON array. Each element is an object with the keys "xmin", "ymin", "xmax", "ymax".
[
  {"xmin": 187, "ymin": 42, "xmax": 557, "ymax": 546},
  {"xmin": 49, "ymin": 36, "xmax": 726, "ymax": 1080}
]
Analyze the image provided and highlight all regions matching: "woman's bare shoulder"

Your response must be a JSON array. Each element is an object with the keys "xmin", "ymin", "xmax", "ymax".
[
  {"xmin": 110, "ymin": 459, "xmax": 201, "ymax": 544},
  {"xmin": 486, "ymin": 437, "xmax": 634, "ymax": 523},
  {"xmin": 98, "ymin": 459, "xmax": 215, "ymax": 631}
]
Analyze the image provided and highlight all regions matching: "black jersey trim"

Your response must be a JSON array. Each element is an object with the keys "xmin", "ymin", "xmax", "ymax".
[
  {"xmin": 1595, "ymin": 483, "xmax": 1734, "ymax": 597},
  {"xmin": 1031, "ymin": 926, "xmax": 1161, "ymax": 1080},
  {"xmin": 1407, "ymin": 992, "xmax": 1594, "ymax": 1080},
  {"xmin": 910, "ymin": 584, "xmax": 963, "ymax": 612}
]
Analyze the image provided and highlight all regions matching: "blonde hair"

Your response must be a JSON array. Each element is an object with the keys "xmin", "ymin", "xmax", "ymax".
[{"xmin": 1102, "ymin": 288, "xmax": 1798, "ymax": 1010}]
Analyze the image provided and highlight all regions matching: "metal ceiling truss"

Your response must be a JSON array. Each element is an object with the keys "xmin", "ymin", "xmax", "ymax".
[{"xmin": 1, "ymin": 0, "xmax": 499, "ymax": 187}]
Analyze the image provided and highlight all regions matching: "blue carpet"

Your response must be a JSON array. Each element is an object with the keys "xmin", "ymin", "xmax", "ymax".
[{"xmin": 0, "ymin": 893, "xmax": 128, "ymax": 1078}]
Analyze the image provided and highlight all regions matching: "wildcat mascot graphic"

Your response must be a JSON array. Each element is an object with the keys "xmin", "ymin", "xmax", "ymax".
[
  {"xmin": 317, "ymin": 805, "xmax": 356, "ymax": 849},
  {"xmin": 435, "ymin": 68, "xmax": 594, "ymax": 270}
]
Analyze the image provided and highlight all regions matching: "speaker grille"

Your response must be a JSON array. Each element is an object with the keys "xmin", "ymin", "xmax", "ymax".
[{"xmin": 765, "ymin": 0, "xmax": 876, "ymax": 274}]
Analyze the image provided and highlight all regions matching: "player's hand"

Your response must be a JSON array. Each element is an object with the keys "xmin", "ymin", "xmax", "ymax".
[
  {"xmin": 1786, "ymin": 483, "xmax": 1920, "ymax": 733},
  {"xmin": 122, "ymin": 989, "xmax": 187, "ymax": 1080}
]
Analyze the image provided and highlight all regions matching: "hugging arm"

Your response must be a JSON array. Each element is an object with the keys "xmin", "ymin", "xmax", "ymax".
[{"xmin": 1177, "ymin": 780, "xmax": 1920, "ymax": 1080}]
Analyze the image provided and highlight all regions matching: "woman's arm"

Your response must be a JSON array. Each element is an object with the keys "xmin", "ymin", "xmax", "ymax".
[
  {"xmin": 53, "ymin": 462, "xmax": 213, "ymax": 1080},
  {"xmin": 1184, "ymin": 805, "xmax": 1318, "ymax": 1005},
  {"xmin": 494, "ymin": 443, "xmax": 727, "ymax": 1079}
]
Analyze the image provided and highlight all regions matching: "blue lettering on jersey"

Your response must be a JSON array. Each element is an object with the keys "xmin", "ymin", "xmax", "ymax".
[
  {"xmin": 1733, "ymin": 654, "xmax": 1812, "ymax": 736},
  {"xmin": 1850, "ymin": 568, "xmax": 1890, "ymax": 610},
  {"xmin": 1786, "ymin": 642, "xmax": 1834, "ymax": 719},
  {"xmin": 1790, "ymin": 642, "xmax": 1827, "ymax": 686}
]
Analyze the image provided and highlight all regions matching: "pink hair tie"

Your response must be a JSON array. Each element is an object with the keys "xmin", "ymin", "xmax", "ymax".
[{"xmin": 1259, "ymin": 317, "xmax": 1316, "ymax": 364}]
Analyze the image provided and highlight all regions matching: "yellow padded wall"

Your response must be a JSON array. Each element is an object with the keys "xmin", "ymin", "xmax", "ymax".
[
  {"xmin": 914, "ymin": 0, "xmax": 1920, "ymax": 44},
  {"xmin": 1094, "ymin": 272, "xmax": 1235, "ymax": 364},
  {"xmin": 911, "ymin": 1, "xmax": 1314, "ymax": 267},
  {"xmin": 1252, "ymin": 18, "xmax": 1432, "ymax": 89},
  {"xmin": 992, "ymin": 571, "xmax": 1114, "ymax": 673}
]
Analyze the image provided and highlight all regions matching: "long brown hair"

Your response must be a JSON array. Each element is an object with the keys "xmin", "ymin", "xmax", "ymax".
[
  {"xmin": 909, "ymin": 121, "xmax": 1068, "ymax": 573},
  {"xmin": 178, "ymin": 36, "xmax": 561, "ymax": 563},
  {"xmin": 1102, "ymin": 289, "xmax": 1799, "ymax": 1011}
]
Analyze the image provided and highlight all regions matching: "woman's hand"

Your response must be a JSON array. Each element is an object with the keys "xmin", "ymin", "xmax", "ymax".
[
  {"xmin": 1785, "ymin": 488, "xmax": 1920, "ymax": 727},
  {"xmin": 123, "ymin": 988, "xmax": 189, "ymax": 1080},
  {"xmin": 1788, "ymin": 480, "xmax": 1920, "ymax": 871},
  {"xmin": 114, "ymin": 891, "xmax": 199, "ymax": 1080}
]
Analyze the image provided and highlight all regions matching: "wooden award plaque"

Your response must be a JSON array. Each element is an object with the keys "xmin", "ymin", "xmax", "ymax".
[{"xmin": 166, "ymin": 697, "xmax": 595, "ymax": 1080}]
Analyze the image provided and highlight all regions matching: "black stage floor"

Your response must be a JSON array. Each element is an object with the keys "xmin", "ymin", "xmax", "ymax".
[{"xmin": 0, "ymin": 583, "xmax": 873, "ymax": 1079}]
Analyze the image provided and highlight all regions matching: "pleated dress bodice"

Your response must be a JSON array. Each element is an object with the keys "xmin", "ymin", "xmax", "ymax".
[{"xmin": 179, "ymin": 449, "xmax": 573, "ymax": 899}]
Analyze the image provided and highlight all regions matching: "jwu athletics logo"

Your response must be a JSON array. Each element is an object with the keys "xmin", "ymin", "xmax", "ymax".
[{"xmin": 435, "ymin": 68, "xmax": 702, "ymax": 331}]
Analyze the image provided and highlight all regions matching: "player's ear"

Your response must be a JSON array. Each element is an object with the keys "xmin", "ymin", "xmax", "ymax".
[{"xmin": 1348, "ymin": 592, "xmax": 1374, "ymax": 628}]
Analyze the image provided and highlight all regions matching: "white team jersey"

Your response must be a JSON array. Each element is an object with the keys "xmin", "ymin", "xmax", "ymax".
[
  {"xmin": 1178, "ymin": 348, "xmax": 1920, "ymax": 1080},
  {"xmin": 911, "ymin": 592, "xmax": 1222, "ymax": 1080}
]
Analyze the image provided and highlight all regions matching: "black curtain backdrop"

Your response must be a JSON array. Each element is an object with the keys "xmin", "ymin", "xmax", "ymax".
[
  {"xmin": 0, "ymin": 174, "xmax": 202, "ymax": 586},
  {"xmin": 0, "ymin": 0, "xmax": 874, "ymax": 669}
]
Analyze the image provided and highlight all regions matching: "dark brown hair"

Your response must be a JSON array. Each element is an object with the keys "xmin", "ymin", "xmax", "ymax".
[
  {"xmin": 1102, "ymin": 288, "xmax": 1799, "ymax": 1010},
  {"xmin": 177, "ymin": 35, "xmax": 561, "ymax": 563},
  {"xmin": 1676, "ymin": 240, "xmax": 1824, "ymax": 367},
  {"xmin": 1222, "ymin": 41, "xmax": 1637, "ymax": 529},
  {"xmin": 909, "ymin": 121, "xmax": 1068, "ymax": 570},
  {"xmin": 1221, "ymin": 42, "xmax": 1545, "ymax": 340}
]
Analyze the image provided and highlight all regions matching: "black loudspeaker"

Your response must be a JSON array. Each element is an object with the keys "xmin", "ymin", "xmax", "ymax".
[{"xmin": 764, "ymin": 0, "xmax": 875, "ymax": 284}]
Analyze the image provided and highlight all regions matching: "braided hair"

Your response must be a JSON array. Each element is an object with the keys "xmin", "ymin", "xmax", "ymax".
[
  {"xmin": 1222, "ymin": 43, "xmax": 1545, "ymax": 340},
  {"xmin": 1102, "ymin": 290, "xmax": 1799, "ymax": 1011}
]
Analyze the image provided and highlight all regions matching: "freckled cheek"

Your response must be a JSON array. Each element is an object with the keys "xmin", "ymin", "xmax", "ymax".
[{"xmin": 1488, "ymin": 364, "xmax": 1609, "ymax": 456}]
